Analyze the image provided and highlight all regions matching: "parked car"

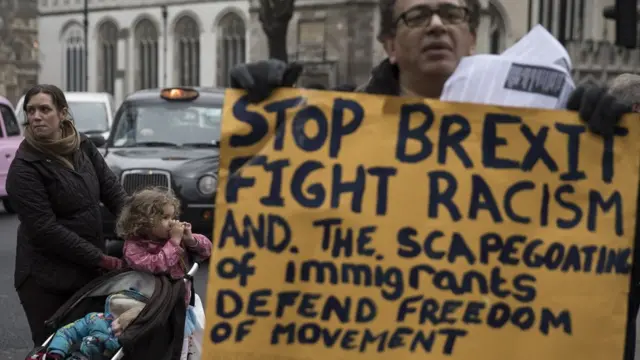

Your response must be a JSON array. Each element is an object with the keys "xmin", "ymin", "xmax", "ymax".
[
  {"xmin": 99, "ymin": 87, "xmax": 222, "ymax": 254},
  {"xmin": 0, "ymin": 97, "xmax": 23, "ymax": 213},
  {"xmin": 15, "ymin": 92, "xmax": 116, "ymax": 141}
]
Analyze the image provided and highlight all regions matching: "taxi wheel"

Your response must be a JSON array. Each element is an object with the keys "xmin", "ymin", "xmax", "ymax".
[{"xmin": 2, "ymin": 199, "xmax": 14, "ymax": 214}]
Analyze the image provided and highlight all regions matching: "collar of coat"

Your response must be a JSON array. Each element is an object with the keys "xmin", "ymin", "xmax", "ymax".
[
  {"xmin": 357, "ymin": 58, "xmax": 401, "ymax": 96},
  {"xmin": 16, "ymin": 134, "xmax": 90, "ymax": 162}
]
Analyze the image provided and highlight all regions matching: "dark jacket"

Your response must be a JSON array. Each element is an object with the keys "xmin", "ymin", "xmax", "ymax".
[
  {"xmin": 356, "ymin": 58, "xmax": 401, "ymax": 95},
  {"xmin": 7, "ymin": 135, "xmax": 127, "ymax": 293}
]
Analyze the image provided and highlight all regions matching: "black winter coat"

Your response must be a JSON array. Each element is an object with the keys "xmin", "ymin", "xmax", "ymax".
[{"xmin": 7, "ymin": 135, "xmax": 127, "ymax": 293}]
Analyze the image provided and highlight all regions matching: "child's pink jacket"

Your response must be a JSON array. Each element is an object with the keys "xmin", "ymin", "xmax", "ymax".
[{"xmin": 123, "ymin": 234, "xmax": 212, "ymax": 303}]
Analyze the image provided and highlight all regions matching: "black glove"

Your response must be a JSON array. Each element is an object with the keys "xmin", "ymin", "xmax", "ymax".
[
  {"xmin": 229, "ymin": 59, "xmax": 303, "ymax": 103},
  {"xmin": 566, "ymin": 84, "xmax": 632, "ymax": 137}
]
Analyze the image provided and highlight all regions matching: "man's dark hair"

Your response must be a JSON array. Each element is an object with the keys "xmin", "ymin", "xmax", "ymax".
[{"xmin": 377, "ymin": 0, "xmax": 481, "ymax": 41}]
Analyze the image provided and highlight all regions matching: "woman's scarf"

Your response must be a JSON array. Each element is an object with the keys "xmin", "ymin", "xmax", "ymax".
[{"xmin": 24, "ymin": 118, "xmax": 81, "ymax": 169}]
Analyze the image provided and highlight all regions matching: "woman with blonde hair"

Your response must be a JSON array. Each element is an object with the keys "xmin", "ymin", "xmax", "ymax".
[{"xmin": 6, "ymin": 84, "xmax": 128, "ymax": 346}]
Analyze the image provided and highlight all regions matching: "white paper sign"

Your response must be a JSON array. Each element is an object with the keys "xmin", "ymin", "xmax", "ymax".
[
  {"xmin": 441, "ymin": 55, "xmax": 574, "ymax": 109},
  {"xmin": 502, "ymin": 24, "xmax": 572, "ymax": 71},
  {"xmin": 441, "ymin": 25, "xmax": 575, "ymax": 109}
]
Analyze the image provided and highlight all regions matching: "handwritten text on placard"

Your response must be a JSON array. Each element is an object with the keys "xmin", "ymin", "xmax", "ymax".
[{"xmin": 202, "ymin": 89, "xmax": 640, "ymax": 360}]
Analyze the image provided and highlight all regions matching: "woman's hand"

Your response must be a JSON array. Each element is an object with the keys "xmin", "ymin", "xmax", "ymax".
[{"xmin": 99, "ymin": 255, "xmax": 124, "ymax": 270}]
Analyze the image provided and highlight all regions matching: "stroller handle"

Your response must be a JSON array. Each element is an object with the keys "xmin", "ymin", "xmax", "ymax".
[
  {"xmin": 185, "ymin": 262, "xmax": 199, "ymax": 280},
  {"xmin": 112, "ymin": 348, "xmax": 125, "ymax": 360}
]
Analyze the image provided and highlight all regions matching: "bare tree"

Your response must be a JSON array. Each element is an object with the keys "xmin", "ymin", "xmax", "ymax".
[{"xmin": 258, "ymin": 0, "xmax": 295, "ymax": 62}]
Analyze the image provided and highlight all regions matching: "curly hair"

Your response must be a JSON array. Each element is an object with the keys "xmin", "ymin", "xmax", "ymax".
[
  {"xmin": 116, "ymin": 187, "xmax": 181, "ymax": 239},
  {"xmin": 378, "ymin": 0, "xmax": 481, "ymax": 41}
]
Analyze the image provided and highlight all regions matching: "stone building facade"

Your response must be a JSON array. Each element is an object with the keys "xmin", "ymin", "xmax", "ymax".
[
  {"xmin": 32, "ymin": 0, "xmax": 640, "ymax": 102},
  {"xmin": 245, "ymin": 0, "xmax": 541, "ymax": 88},
  {"xmin": 248, "ymin": 0, "xmax": 379, "ymax": 88},
  {"xmin": 530, "ymin": 0, "xmax": 640, "ymax": 84},
  {"xmin": 247, "ymin": 0, "xmax": 638, "ymax": 87},
  {"xmin": 38, "ymin": 0, "xmax": 250, "ymax": 106},
  {"xmin": 0, "ymin": 0, "xmax": 39, "ymax": 105}
]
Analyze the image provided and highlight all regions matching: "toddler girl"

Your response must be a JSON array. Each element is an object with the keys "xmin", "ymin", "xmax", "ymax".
[
  {"xmin": 116, "ymin": 187, "xmax": 211, "ymax": 299},
  {"xmin": 115, "ymin": 187, "xmax": 212, "ymax": 359}
]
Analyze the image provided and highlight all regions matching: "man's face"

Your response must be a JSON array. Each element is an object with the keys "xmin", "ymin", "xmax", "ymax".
[{"xmin": 384, "ymin": 0, "xmax": 476, "ymax": 79}]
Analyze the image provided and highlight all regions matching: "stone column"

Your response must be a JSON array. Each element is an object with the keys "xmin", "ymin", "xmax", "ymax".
[
  {"xmin": 475, "ymin": 0, "xmax": 490, "ymax": 54},
  {"xmin": 529, "ymin": 0, "xmax": 540, "ymax": 27},
  {"xmin": 114, "ymin": 28, "xmax": 128, "ymax": 106}
]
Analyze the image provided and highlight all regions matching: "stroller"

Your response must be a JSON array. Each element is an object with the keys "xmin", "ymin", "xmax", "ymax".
[{"xmin": 27, "ymin": 262, "xmax": 200, "ymax": 360}]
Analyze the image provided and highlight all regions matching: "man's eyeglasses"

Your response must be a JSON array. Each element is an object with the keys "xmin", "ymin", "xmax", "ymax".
[{"xmin": 395, "ymin": 4, "xmax": 469, "ymax": 28}]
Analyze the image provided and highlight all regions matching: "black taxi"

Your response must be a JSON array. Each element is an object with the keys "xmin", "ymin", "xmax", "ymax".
[{"xmin": 99, "ymin": 87, "xmax": 222, "ymax": 250}]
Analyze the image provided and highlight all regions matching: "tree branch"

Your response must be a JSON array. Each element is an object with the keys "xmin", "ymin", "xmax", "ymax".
[
  {"xmin": 259, "ymin": 0, "xmax": 295, "ymax": 34},
  {"xmin": 258, "ymin": 0, "xmax": 273, "ymax": 25},
  {"xmin": 257, "ymin": 0, "xmax": 295, "ymax": 61}
]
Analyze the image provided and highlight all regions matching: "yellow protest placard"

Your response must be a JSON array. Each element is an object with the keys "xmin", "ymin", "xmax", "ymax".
[{"xmin": 203, "ymin": 88, "xmax": 640, "ymax": 360}]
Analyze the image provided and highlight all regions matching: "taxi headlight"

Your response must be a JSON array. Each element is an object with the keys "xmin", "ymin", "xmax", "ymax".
[{"xmin": 197, "ymin": 175, "xmax": 217, "ymax": 195}]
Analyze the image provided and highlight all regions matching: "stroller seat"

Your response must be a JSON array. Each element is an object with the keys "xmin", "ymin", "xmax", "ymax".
[{"xmin": 27, "ymin": 263, "xmax": 199, "ymax": 360}]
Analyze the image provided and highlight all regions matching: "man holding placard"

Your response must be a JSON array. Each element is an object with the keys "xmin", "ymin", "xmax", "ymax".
[
  {"xmin": 230, "ymin": 0, "xmax": 630, "ymax": 135},
  {"xmin": 212, "ymin": 1, "xmax": 639, "ymax": 360},
  {"xmin": 207, "ymin": 81, "xmax": 640, "ymax": 360}
]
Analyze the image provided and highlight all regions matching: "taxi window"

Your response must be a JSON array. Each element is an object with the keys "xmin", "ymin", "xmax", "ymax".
[
  {"xmin": 111, "ymin": 102, "xmax": 222, "ymax": 147},
  {"xmin": 0, "ymin": 104, "xmax": 20, "ymax": 137}
]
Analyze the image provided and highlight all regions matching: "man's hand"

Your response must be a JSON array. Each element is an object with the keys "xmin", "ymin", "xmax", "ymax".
[
  {"xmin": 567, "ymin": 83, "xmax": 632, "ymax": 136},
  {"xmin": 229, "ymin": 59, "xmax": 303, "ymax": 103}
]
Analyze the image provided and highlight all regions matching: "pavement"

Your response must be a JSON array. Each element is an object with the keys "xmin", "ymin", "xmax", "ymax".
[{"xmin": 0, "ymin": 206, "xmax": 211, "ymax": 359}]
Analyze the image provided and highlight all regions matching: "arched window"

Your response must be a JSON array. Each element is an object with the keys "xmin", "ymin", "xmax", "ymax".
[
  {"xmin": 135, "ymin": 18, "xmax": 159, "ymax": 90},
  {"xmin": 174, "ymin": 15, "xmax": 200, "ymax": 86},
  {"xmin": 488, "ymin": 3, "xmax": 506, "ymax": 54},
  {"xmin": 216, "ymin": 12, "xmax": 246, "ymax": 87},
  {"xmin": 98, "ymin": 20, "xmax": 118, "ymax": 94},
  {"xmin": 63, "ymin": 24, "xmax": 85, "ymax": 91},
  {"xmin": 534, "ymin": 0, "xmax": 585, "ymax": 43}
]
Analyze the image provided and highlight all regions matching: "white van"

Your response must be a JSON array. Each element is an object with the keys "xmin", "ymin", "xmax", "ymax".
[{"xmin": 15, "ymin": 92, "xmax": 116, "ymax": 140}]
